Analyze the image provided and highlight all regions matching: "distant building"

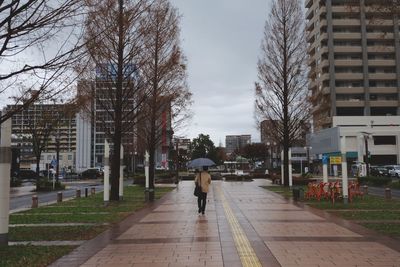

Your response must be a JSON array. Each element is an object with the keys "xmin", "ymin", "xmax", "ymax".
[
  {"xmin": 76, "ymin": 77, "xmax": 172, "ymax": 172},
  {"xmin": 6, "ymin": 104, "xmax": 76, "ymax": 171},
  {"xmin": 225, "ymin": 135, "xmax": 251, "ymax": 154}
]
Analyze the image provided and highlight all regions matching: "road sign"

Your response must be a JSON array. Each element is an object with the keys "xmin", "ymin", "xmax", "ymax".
[
  {"xmin": 322, "ymin": 155, "xmax": 329, "ymax": 165},
  {"xmin": 51, "ymin": 159, "xmax": 58, "ymax": 167},
  {"xmin": 329, "ymin": 156, "xmax": 342, "ymax": 165}
]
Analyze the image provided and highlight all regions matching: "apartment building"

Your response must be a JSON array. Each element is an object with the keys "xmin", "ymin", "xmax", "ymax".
[
  {"xmin": 306, "ymin": 0, "xmax": 400, "ymax": 164},
  {"xmin": 7, "ymin": 104, "xmax": 77, "ymax": 170},
  {"xmin": 307, "ymin": 0, "xmax": 400, "ymax": 129}
]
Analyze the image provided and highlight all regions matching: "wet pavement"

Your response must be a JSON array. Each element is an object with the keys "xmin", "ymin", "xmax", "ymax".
[{"xmin": 50, "ymin": 180, "xmax": 400, "ymax": 267}]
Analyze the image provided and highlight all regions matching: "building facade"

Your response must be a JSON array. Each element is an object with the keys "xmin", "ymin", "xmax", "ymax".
[
  {"xmin": 7, "ymin": 104, "xmax": 76, "ymax": 170},
  {"xmin": 306, "ymin": 0, "xmax": 400, "ymax": 130},
  {"xmin": 306, "ymin": 0, "xmax": 400, "ymax": 165},
  {"xmin": 225, "ymin": 135, "xmax": 251, "ymax": 155}
]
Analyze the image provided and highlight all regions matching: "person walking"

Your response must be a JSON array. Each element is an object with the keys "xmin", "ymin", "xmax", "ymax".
[{"xmin": 194, "ymin": 166, "xmax": 211, "ymax": 215}]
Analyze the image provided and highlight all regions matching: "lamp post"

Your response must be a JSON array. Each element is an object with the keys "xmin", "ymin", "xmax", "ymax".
[
  {"xmin": 266, "ymin": 142, "xmax": 271, "ymax": 169},
  {"xmin": 361, "ymin": 132, "xmax": 371, "ymax": 177}
]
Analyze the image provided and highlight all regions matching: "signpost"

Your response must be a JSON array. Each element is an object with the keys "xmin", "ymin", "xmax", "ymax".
[{"xmin": 322, "ymin": 155, "xmax": 328, "ymax": 183}]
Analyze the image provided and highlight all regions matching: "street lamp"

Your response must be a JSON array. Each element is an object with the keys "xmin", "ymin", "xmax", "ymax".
[
  {"xmin": 361, "ymin": 132, "xmax": 371, "ymax": 177},
  {"xmin": 266, "ymin": 142, "xmax": 271, "ymax": 169}
]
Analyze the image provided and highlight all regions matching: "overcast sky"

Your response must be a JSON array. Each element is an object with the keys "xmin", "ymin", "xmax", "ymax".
[{"xmin": 170, "ymin": 0, "xmax": 271, "ymax": 146}]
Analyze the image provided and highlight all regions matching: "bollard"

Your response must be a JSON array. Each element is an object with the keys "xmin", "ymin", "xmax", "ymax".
[
  {"xmin": 91, "ymin": 187, "xmax": 95, "ymax": 196},
  {"xmin": 363, "ymin": 185, "xmax": 368, "ymax": 195},
  {"xmin": 385, "ymin": 188, "xmax": 391, "ymax": 200},
  {"xmin": 85, "ymin": 187, "xmax": 88, "ymax": 198},
  {"xmin": 57, "ymin": 192, "xmax": 62, "ymax": 203},
  {"xmin": 31, "ymin": 195, "xmax": 38, "ymax": 208},
  {"xmin": 76, "ymin": 189, "xmax": 81, "ymax": 198}
]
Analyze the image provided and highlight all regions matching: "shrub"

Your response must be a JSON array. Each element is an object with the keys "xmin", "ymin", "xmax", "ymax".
[
  {"xmin": 292, "ymin": 176, "xmax": 316, "ymax": 186},
  {"xmin": 10, "ymin": 177, "xmax": 22, "ymax": 187},
  {"xmin": 358, "ymin": 176, "xmax": 392, "ymax": 187},
  {"xmin": 35, "ymin": 178, "xmax": 65, "ymax": 191}
]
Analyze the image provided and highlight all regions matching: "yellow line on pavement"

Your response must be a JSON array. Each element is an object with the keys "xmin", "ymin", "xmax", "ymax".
[{"xmin": 217, "ymin": 186, "xmax": 262, "ymax": 267}]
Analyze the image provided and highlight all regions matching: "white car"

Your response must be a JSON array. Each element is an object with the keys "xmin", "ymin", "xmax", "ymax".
[{"xmin": 388, "ymin": 165, "xmax": 400, "ymax": 177}]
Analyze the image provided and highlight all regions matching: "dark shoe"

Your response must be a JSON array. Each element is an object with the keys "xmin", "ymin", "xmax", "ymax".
[
  {"xmin": 198, "ymin": 209, "xmax": 201, "ymax": 213},
  {"xmin": 202, "ymin": 211, "xmax": 205, "ymax": 215}
]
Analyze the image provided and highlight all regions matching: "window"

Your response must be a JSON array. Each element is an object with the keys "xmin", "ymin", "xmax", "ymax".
[
  {"xmin": 373, "ymin": 136, "xmax": 396, "ymax": 145},
  {"xmin": 370, "ymin": 107, "xmax": 397, "ymax": 116},
  {"xmin": 68, "ymin": 155, "xmax": 73, "ymax": 160},
  {"xmin": 47, "ymin": 155, "xmax": 52, "ymax": 160}
]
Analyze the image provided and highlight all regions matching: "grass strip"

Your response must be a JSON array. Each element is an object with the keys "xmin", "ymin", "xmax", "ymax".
[
  {"xmin": 0, "ymin": 245, "xmax": 76, "ymax": 267},
  {"xmin": 261, "ymin": 185, "xmax": 400, "ymax": 239},
  {"xmin": 260, "ymin": 186, "xmax": 294, "ymax": 198},
  {"xmin": 9, "ymin": 226, "xmax": 108, "ymax": 241},
  {"xmin": 361, "ymin": 223, "xmax": 400, "ymax": 239}
]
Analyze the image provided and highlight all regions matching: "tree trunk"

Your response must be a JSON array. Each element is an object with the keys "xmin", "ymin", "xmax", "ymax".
[{"xmin": 110, "ymin": 0, "xmax": 125, "ymax": 201}]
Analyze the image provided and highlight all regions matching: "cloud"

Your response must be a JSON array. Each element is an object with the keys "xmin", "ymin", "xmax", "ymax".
[{"xmin": 171, "ymin": 0, "xmax": 271, "ymax": 145}]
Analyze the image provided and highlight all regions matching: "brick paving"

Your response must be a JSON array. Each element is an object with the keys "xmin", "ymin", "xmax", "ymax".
[{"xmin": 51, "ymin": 180, "xmax": 400, "ymax": 267}]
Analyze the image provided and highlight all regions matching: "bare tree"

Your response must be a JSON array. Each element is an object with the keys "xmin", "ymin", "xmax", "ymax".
[
  {"xmin": 255, "ymin": 0, "xmax": 310, "ymax": 187},
  {"xmin": 138, "ymin": 0, "xmax": 191, "ymax": 201},
  {"xmin": 79, "ymin": 0, "xmax": 153, "ymax": 201},
  {"xmin": 0, "ymin": 0, "xmax": 86, "ymax": 124}
]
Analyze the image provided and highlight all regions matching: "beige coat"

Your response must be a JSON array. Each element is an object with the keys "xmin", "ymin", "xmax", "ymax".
[{"xmin": 194, "ymin": 171, "xmax": 211, "ymax": 193}]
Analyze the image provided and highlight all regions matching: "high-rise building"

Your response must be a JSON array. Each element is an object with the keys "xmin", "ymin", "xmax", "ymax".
[
  {"xmin": 225, "ymin": 135, "xmax": 251, "ymax": 155},
  {"xmin": 306, "ymin": 0, "xmax": 400, "ymax": 165},
  {"xmin": 306, "ymin": 0, "xmax": 400, "ymax": 130}
]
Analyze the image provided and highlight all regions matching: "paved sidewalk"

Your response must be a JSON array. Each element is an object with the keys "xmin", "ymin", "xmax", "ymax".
[{"xmin": 51, "ymin": 180, "xmax": 400, "ymax": 267}]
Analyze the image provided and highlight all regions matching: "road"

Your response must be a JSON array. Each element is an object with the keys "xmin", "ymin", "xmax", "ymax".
[
  {"xmin": 368, "ymin": 186, "xmax": 400, "ymax": 199},
  {"xmin": 10, "ymin": 180, "xmax": 132, "ymax": 212}
]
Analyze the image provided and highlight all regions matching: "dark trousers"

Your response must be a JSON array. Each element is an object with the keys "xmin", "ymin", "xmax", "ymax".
[{"xmin": 197, "ymin": 192, "xmax": 207, "ymax": 212}]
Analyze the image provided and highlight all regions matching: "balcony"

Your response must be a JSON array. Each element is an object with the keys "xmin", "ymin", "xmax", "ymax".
[
  {"xmin": 336, "ymin": 87, "xmax": 364, "ymax": 94},
  {"xmin": 368, "ymin": 73, "xmax": 397, "ymax": 80},
  {"xmin": 334, "ymin": 46, "xmax": 362, "ymax": 53},
  {"xmin": 367, "ymin": 32, "xmax": 394, "ymax": 40},
  {"xmin": 367, "ymin": 46, "xmax": 395, "ymax": 53},
  {"xmin": 336, "ymin": 100, "xmax": 365, "ymax": 107},
  {"xmin": 370, "ymin": 101, "xmax": 399, "ymax": 107},
  {"xmin": 365, "ymin": 19, "xmax": 394, "ymax": 26},
  {"xmin": 369, "ymin": 87, "xmax": 397, "ymax": 94},
  {"xmin": 335, "ymin": 73, "xmax": 364, "ymax": 80},
  {"xmin": 333, "ymin": 32, "xmax": 361, "ymax": 39},
  {"xmin": 332, "ymin": 19, "xmax": 360, "ymax": 26},
  {"xmin": 368, "ymin": 59, "xmax": 396, "ymax": 67},
  {"xmin": 332, "ymin": 6, "xmax": 360, "ymax": 13},
  {"xmin": 335, "ymin": 59, "xmax": 362, "ymax": 66}
]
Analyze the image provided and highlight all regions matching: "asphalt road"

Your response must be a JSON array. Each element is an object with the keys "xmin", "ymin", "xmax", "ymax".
[
  {"xmin": 368, "ymin": 186, "xmax": 400, "ymax": 199},
  {"xmin": 10, "ymin": 180, "xmax": 132, "ymax": 212}
]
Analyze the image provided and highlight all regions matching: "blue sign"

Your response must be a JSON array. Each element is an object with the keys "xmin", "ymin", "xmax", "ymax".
[
  {"xmin": 51, "ymin": 159, "xmax": 58, "ymax": 167},
  {"xmin": 322, "ymin": 155, "xmax": 329, "ymax": 165}
]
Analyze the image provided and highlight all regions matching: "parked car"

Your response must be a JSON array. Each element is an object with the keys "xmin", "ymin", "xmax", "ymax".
[
  {"xmin": 387, "ymin": 165, "xmax": 400, "ymax": 177},
  {"xmin": 79, "ymin": 168, "xmax": 103, "ymax": 179},
  {"xmin": 370, "ymin": 166, "xmax": 389, "ymax": 177}
]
